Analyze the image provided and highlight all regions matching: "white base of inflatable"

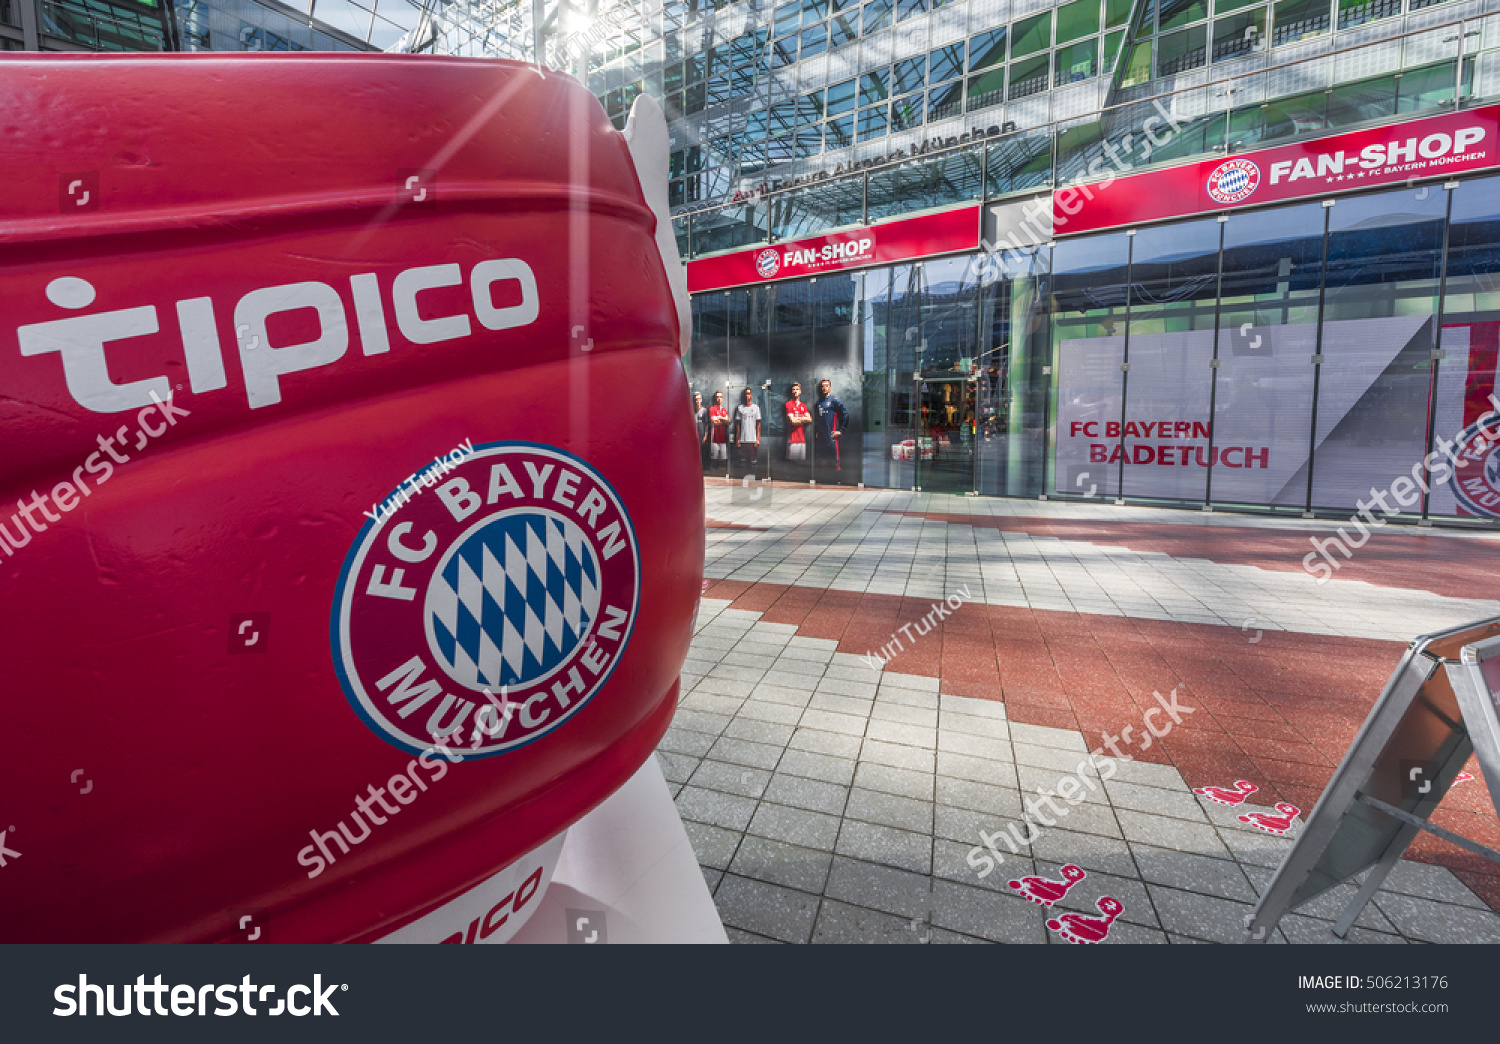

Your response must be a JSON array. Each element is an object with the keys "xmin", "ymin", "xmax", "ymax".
[{"xmin": 511, "ymin": 754, "xmax": 728, "ymax": 944}]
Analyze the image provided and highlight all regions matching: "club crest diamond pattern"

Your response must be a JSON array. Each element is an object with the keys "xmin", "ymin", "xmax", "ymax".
[
  {"xmin": 426, "ymin": 510, "xmax": 601, "ymax": 691},
  {"xmin": 333, "ymin": 443, "xmax": 640, "ymax": 757}
]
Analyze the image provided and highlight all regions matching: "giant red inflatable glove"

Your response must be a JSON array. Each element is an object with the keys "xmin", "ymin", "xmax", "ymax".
[{"xmin": 0, "ymin": 54, "xmax": 700, "ymax": 943}]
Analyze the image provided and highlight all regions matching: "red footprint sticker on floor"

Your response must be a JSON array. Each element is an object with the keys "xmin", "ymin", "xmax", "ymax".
[
  {"xmin": 1046, "ymin": 897, "xmax": 1123, "ymax": 945},
  {"xmin": 1008, "ymin": 865, "xmax": 1086, "ymax": 906},
  {"xmin": 1454, "ymin": 771, "xmax": 1475, "ymax": 785},
  {"xmin": 1238, "ymin": 802, "xmax": 1301, "ymax": 836},
  {"xmin": 1194, "ymin": 780, "xmax": 1259, "ymax": 806}
]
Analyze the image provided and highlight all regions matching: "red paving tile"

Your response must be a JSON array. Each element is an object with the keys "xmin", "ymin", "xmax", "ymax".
[
  {"xmin": 707, "ymin": 578, "xmax": 1498, "ymax": 911},
  {"xmin": 882, "ymin": 510, "xmax": 1500, "ymax": 601}
]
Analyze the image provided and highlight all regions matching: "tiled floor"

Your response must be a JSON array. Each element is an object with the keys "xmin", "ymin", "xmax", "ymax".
[{"xmin": 659, "ymin": 485, "xmax": 1500, "ymax": 943}]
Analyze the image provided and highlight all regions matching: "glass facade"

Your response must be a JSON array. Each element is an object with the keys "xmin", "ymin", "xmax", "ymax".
[
  {"xmin": 685, "ymin": 172, "xmax": 1500, "ymax": 524},
  {"xmin": 569, "ymin": 0, "xmax": 1500, "ymax": 226}
]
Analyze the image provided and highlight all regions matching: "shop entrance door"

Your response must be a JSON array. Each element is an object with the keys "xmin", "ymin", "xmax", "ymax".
[{"xmin": 914, "ymin": 377, "xmax": 976, "ymax": 493}]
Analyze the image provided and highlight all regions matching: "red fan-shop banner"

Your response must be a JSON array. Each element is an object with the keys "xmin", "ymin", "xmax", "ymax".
[
  {"xmin": 1055, "ymin": 103, "xmax": 1500, "ymax": 235},
  {"xmin": 686, "ymin": 204, "xmax": 981, "ymax": 292}
]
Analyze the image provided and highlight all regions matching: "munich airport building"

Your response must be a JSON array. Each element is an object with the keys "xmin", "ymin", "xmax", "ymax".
[{"xmin": 572, "ymin": 0, "xmax": 1500, "ymax": 523}]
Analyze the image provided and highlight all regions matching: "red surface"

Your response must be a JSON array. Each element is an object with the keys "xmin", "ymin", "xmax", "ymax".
[
  {"xmin": 702, "ymin": 576, "xmax": 1500, "ymax": 909},
  {"xmin": 0, "ymin": 55, "xmax": 702, "ymax": 942},
  {"xmin": 686, "ymin": 205, "xmax": 981, "ymax": 292},
  {"xmin": 1056, "ymin": 104, "xmax": 1500, "ymax": 235}
]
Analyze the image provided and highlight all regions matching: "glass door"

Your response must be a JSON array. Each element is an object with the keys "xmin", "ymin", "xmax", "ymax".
[{"xmin": 914, "ymin": 376, "xmax": 977, "ymax": 493}]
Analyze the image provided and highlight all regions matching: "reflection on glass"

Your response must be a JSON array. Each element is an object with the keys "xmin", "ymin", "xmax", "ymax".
[{"xmin": 1052, "ymin": 233, "xmax": 1131, "ymax": 500}]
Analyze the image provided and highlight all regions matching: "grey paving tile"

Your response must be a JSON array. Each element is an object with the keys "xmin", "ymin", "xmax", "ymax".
[
  {"xmin": 777, "ymin": 748, "xmax": 858, "ymax": 786},
  {"xmin": 1380, "ymin": 859, "xmax": 1491, "ymax": 910},
  {"xmin": 853, "ymin": 761, "xmax": 935, "ymax": 802},
  {"xmin": 865, "ymin": 719, "xmax": 938, "ymax": 749},
  {"xmin": 706, "ymin": 736, "xmax": 786, "ymax": 771},
  {"xmin": 721, "ymin": 651, "xmax": 777, "ymax": 669},
  {"xmin": 863, "ymin": 740, "xmax": 938, "ymax": 773},
  {"xmin": 816, "ymin": 693, "xmax": 876, "ymax": 717},
  {"xmin": 1073, "ymin": 920, "xmax": 1168, "ymax": 945},
  {"xmin": 930, "ymin": 879, "xmax": 1047, "ymax": 944},
  {"xmin": 723, "ymin": 927, "xmax": 783, "ymax": 944},
  {"xmin": 932, "ymin": 836, "xmax": 1032, "ymax": 892},
  {"xmin": 812, "ymin": 900, "xmax": 929, "ymax": 944},
  {"xmin": 702, "ymin": 867, "xmax": 724, "ymax": 893},
  {"xmin": 658, "ymin": 725, "xmax": 716, "ymax": 758},
  {"xmin": 747, "ymin": 802, "xmax": 843, "ymax": 851},
  {"xmin": 938, "ymin": 730, "xmax": 1013, "ymax": 760},
  {"xmin": 816, "ymin": 676, "xmax": 880, "ymax": 699},
  {"xmin": 735, "ymin": 699, "xmax": 806, "ymax": 727},
  {"xmin": 714, "ymin": 874, "xmax": 821, "ymax": 944},
  {"xmin": 1372, "ymin": 892, "xmax": 1500, "ymax": 944},
  {"xmin": 682, "ymin": 819, "xmax": 744, "ymax": 870},
  {"xmin": 679, "ymin": 692, "xmax": 746, "ymax": 716},
  {"xmin": 886, "ymin": 673, "xmax": 941, "ymax": 693},
  {"xmin": 1278, "ymin": 914, "xmax": 1408, "ymax": 945},
  {"xmin": 876, "ymin": 686, "xmax": 940, "ymax": 710},
  {"xmin": 1016, "ymin": 764, "xmax": 1107, "ymax": 805},
  {"xmin": 1216, "ymin": 822, "xmax": 1297, "ymax": 869},
  {"xmin": 1012, "ymin": 742, "xmax": 1092, "ymax": 773},
  {"xmin": 1239, "ymin": 865, "xmax": 1398, "ymax": 933},
  {"xmin": 845, "ymin": 787, "xmax": 935, "ymax": 834},
  {"xmin": 1105, "ymin": 780, "xmax": 1207, "ymax": 822},
  {"xmin": 1130, "ymin": 843, "xmax": 1258, "ymax": 903},
  {"xmin": 750, "ymin": 682, "xmax": 814, "ymax": 707},
  {"xmin": 673, "ymin": 708, "xmax": 734, "ymax": 735},
  {"xmin": 675, "ymin": 786, "xmax": 759, "ymax": 833},
  {"xmin": 763, "ymin": 772, "xmax": 849, "ymax": 816},
  {"xmin": 936, "ymin": 777, "xmax": 1026, "ymax": 817},
  {"xmin": 689, "ymin": 759, "xmax": 772, "ymax": 799},
  {"xmin": 835, "ymin": 820, "xmax": 933, "ymax": 874},
  {"xmin": 788, "ymin": 727, "xmax": 864, "ymax": 758},
  {"xmin": 938, "ymin": 713, "xmax": 1011, "ymax": 742},
  {"xmin": 1108, "ymin": 764, "xmax": 1190, "ymax": 798},
  {"xmin": 1147, "ymin": 884, "xmax": 1255, "ymax": 944},
  {"xmin": 695, "ymin": 675, "xmax": 759, "ymax": 699},
  {"xmin": 800, "ymin": 708, "xmax": 869, "ymax": 736},
  {"xmin": 940, "ymin": 694, "xmax": 1004, "ymax": 717},
  {"xmin": 1114, "ymin": 809, "xmax": 1232, "ymax": 857},
  {"xmin": 928, "ymin": 927, "xmax": 988, "ymax": 944},
  {"xmin": 655, "ymin": 751, "xmax": 700, "ymax": 786},
  {"xmin": 729, "ymin": 835, "xmax": 834, "ymax": 895},
  {"xmin": 1037, "ymin": 797, "xmax": 1121, "ymax": 839},
  {"xmin": 871, "ymin": 702, "xmax": 938, "ymax": 728},
  {"xmin": 822, "ymin": 856, "xmax": 934, "ymax": 920},
  {"xmin": 723, "ymin": 717, "xmax": 797, "ymax": 747},
  {"xmin": 1030, "ymin": 827, "xmax": 1137, "ymax": 877},
  {"xmin": 1010, "ymin": 721, "xmax": 1088, "ymax": 751},
  {"xmin": 937, "ymin": 751, "xmax": 1018, "ymax": 787}
]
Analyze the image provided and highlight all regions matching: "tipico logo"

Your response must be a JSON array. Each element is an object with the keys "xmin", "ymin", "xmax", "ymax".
[
  {"xmin": 1205, "ymin": 158, "xmax": 1261, "ymax": 204},
  {"xmin": 1448, "ymin": 417, "xmax": 1500, "ymax": 517},
  {"xmin": 331, "ymin": 442, "xmax": 640, "ymax": 757},
  {"xmin": 755, "ymin": 248, "xmax": 782, "ymax": 279}
]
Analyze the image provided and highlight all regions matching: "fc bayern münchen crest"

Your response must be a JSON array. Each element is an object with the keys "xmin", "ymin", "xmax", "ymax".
[
  {"xmin": 332, "ymin": 442, "xmax": 640, "ymax": 757},
  {"xmin": 1205, "ymin": 159, "xmax": 1261, "ymax": 205},
  {"xmin": 1448, "ymin": 417, "xmax": 1500, "ymax": 518},
  {"xmin": 755, "ymin": 248, "xmax": 781, "ymax": 279}
]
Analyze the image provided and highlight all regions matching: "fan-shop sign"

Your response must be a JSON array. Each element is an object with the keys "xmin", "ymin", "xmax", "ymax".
[
  {"xmin": 1054, "ymin": 104, "xmax": 1500, "ymax": 235},
  {"xmin": 686, "ymin": 205, "xmax": 980, "ymax": 292}
]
